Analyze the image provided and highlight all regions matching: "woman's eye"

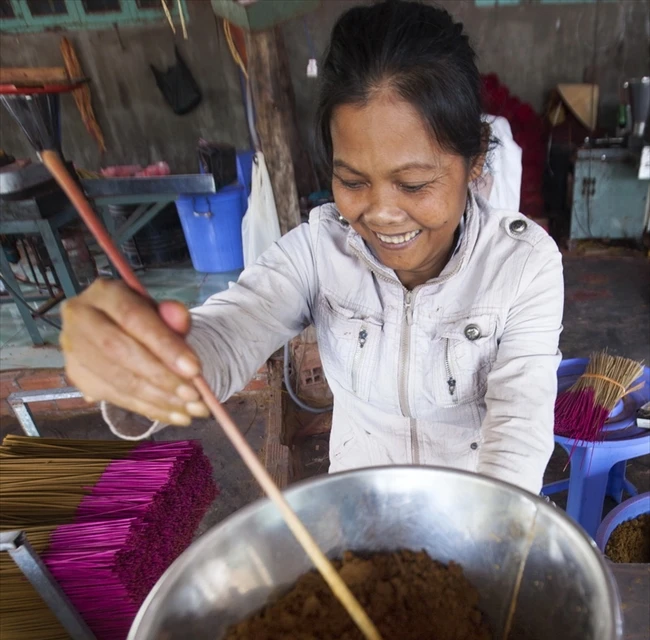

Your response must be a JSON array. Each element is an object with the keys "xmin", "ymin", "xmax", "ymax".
[
  {"xmin": 340, "ymin": 180, "xmax": 364, "ymax": 190},
  {"xmin": 400, "ymin": 183, "xmax": 428, "ymax": 193}
]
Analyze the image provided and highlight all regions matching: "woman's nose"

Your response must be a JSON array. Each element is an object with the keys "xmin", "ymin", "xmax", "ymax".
[
  {"xmin": 364, "ymin": 207, "xmax": 408, "ymax": 229},
  {"xmin": 363, "ymin": 188, "xmax": 409, "ymax": 228}
]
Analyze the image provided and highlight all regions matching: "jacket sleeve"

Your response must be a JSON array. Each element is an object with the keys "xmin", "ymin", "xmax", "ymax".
[
  {"xmin": 477, "ymin": 236, "xmax": 563, "ymax": 494},
  {"xmin": 103, "ymin": 222, "xmax": 317, "ymax": 440}
]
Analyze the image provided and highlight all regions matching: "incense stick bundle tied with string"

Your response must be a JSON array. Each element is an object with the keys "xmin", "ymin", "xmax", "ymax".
[
  {"xmin": 0, "ymin": 435, "xmax": 217, "ymax": 640},
  {"xmin": 554, "ymin": 352, "xmax": 645, "ymax": 441}
]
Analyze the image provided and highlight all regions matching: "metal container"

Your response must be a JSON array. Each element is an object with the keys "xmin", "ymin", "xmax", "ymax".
[
  {"xmin": 624, "ymin": 77, "xmax": 650, "ymax": 141},
  {"xmin": 128, "ymin": 467, "xmax": 623, "ymax": 640}
]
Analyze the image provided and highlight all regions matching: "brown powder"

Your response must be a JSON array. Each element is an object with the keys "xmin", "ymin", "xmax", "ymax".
[
  {"xmin": 224, "ymin": 549, "xmax": 493, "ymax": 640},
  {"xmin": 605, "ymin": 513, "xmax": 650, "ymax": 563}
]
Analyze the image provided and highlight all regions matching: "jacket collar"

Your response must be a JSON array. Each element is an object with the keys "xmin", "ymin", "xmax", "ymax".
[{"xmin": 344, "ymin": 191, "xmax": 481, "ymax": 288}]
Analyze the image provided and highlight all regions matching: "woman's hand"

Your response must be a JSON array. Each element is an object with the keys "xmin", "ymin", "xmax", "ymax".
[{"xmin": 61, "ymin": 279, "xmax": 210, "ymax": 426}]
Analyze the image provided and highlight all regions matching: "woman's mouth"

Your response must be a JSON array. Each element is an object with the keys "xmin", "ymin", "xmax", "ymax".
[{"xmin": 374, "ymin": 229, "xmax": 422, "ymax": 249}]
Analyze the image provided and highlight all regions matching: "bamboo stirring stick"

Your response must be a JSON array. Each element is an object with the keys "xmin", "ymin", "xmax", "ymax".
[
  {"xmin": 39, "ymin": 150, "xmax": 383, "ymax": 640},
  {"xmin": 160, "ymin": 0, "xmax": 176, "ymax": 35},
  {"xmin": 177, "ymin": 0, "xmax": 188, "ymax": 40}
]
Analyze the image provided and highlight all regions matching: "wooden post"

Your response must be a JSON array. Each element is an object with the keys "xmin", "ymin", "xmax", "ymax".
[
  {"xmin": 246, "ymin": 27, "xmax": 302, "ymax": 235},
  {"xmin": 274, "ymin": 27, "xmax": 320, "ymax": 198}
]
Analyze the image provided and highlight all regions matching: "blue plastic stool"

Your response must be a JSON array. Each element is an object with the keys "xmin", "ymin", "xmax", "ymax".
[{"xmin": 542, "ymin": 358, "xmax": 650, "ymax": 539}]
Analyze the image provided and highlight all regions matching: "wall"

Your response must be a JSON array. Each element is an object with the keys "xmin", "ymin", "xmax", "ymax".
[
  {"xmin": 0, "ymin": 1, "xmax": 250, "ymax": 172},
  {"xmin": 283, "ymin": 0, "xmax": 649, "ymax": 160},
  {"xmin": 0, "ymin": 0, "xmax": 648, "ymax": 174}
]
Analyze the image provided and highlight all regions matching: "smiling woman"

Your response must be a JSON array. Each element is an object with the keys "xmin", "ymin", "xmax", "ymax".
[
  {"xmin": 61, "ymin": 0, "xmax": 564, "ymax": 496},
  {"xmin": 330, "ymin": 96, "xmax": 478, "ymax": 289}
]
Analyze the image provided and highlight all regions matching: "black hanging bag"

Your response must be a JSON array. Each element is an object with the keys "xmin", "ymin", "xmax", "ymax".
[{"xmin": 150, "ymin": 47, "xmax": 202, "ymax": 115}]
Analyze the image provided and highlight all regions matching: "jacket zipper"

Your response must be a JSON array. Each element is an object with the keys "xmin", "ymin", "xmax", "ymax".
[
  {"xmin": 351, "ymin": 324, "xmax": 368, "ymax": 395},
  {"xmin": 398, "ymin": 291, "xmax": 420, "ymax": 464},
  {"xmin": 349, "ymin": 240, "xmax": 469, "ymax": 462},
  {"xmin": 444, "ymin": 338, "xmax": 458, "ymax": 403}
]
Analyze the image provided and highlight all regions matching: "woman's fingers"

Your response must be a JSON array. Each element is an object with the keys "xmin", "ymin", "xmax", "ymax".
[
  {"xmin": 158, "ymin": 299, "xmax": 193, "ymax": 335},
  {"xmin": 65, "ymin": 349, "xmax": 191, "ymax": 425},
  {"xmin": 67, "ymin": 302, "xmax": 191, "ymax": 399},
  {"xmin": 78, "ymin": 279, "xmax": 201, "ymax": 379},
  {"xmin": 61, "ymin": 279, "xmax": 210, "ymax": 421}
]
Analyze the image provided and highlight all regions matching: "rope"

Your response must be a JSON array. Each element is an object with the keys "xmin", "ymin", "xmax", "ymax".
[
  {"xmin": 580, "ymin": 374, "xmax": 646, "ymax": 397},
  {"xmin": 579, "ymin": 373, "xmax": 627, "ymax": 394},
  {"xmin": 223, "ymin": 19, "xmax": 248, "ymax": 79}
]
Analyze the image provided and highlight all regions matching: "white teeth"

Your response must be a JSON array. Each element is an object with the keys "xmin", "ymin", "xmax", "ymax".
[{"xmin": 376, "ymin": 230, "xmax": 421, "ymax": 245}]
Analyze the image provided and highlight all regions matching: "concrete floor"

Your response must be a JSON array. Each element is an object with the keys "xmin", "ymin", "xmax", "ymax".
[
  {"xmin": 0, "ymin": 264, "xmax": 242, "ymax": 370},
  {"xmin": 1, "ymin": 253, "xmax": 648, "ymax": 531}
]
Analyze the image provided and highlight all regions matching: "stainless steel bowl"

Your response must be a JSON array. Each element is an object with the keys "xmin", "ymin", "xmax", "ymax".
[{"xmin": 128, "ymin": 467, "xmax": 623, "ymax": 640}]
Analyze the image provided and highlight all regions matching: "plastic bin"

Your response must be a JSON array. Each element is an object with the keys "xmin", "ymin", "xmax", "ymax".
[
  {"xmin": 237, "ymin": 149, "xmax": 254, "ymax": 196},
  {"xmin": 176, "ymin": 184, "xmax": 245, "ymax": 273},
  {"xmin": 176, "ymin": 150, "xmax": 254, "ymax": 273}
]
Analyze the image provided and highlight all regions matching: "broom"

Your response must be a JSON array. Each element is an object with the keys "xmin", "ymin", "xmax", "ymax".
[
  {"xmin": 554, "ymin": 352, "xmax": 645, "ymax": 442},
  {"xmin": 60, "ymin": 37, "xmax": 106, "ymax": 154},
  {"xmin": 0, "ymin": 436, "xmax": 217, "ymax": 640}
]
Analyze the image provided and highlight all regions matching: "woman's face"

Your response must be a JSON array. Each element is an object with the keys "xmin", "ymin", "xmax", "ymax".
[{"xmin": 331, "ymin": 92, "xmax": 482, "ymax": 289}]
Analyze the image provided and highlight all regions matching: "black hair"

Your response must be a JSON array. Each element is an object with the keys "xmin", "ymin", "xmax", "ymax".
[{"xmin": 315, "ymin": 0, "xmax": 485, "ymax": 173}]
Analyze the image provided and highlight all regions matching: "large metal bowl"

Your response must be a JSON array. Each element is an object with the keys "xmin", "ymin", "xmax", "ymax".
[{"xmin": 128, "ymin": 467, "xmax": 623, "ymax": 640}]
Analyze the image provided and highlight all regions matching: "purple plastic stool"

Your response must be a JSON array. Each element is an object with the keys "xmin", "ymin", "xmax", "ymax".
[{"xmin": 542, "ymin": 358, "xmax": 650, "ymax": 539}]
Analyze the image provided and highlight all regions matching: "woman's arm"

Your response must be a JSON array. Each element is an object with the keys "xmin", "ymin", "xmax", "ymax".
[
  {"xmin": 477, "ymin": 237, "xmax": 564, "ymax": 494},
  {"xmin": 101, "ymin": 222, "xmax": 318, "ymax": 439}
]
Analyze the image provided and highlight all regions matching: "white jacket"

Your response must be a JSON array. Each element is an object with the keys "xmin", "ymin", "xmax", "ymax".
[
  {"xmin": 479, "ymin": 115, "xmax": 523, "ymax": 212},
  {"xmin": 105, "ymin": 194, "xmax": 563, "ymax": 495}
]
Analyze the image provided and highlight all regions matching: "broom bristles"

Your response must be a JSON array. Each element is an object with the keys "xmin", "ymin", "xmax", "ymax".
[{"xmin": 555, "ymin": 351, "xmax": 644, "ymax": 441}]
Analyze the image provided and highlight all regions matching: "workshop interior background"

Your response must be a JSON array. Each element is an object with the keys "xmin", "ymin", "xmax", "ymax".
[
  {"xmin": 0, "ymin": 0, "xmax": 649, "ymax": 518},
  {"xmin": 1, "ymin": 2, "xmax": 649, "ymax": 638},
  {"xmin": 1, "ymin": 0, "xmax": 648, "ymax": 171}
]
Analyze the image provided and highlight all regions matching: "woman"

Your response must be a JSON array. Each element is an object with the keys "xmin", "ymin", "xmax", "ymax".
[{"xmin": 61, "ymin": 0, "xmax": 563, "ymax": 495}]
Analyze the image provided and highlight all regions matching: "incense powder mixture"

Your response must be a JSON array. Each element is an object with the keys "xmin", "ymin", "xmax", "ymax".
[
  {"xmin": 224, "ymin": 549, "xmax": 492, "ymax": 640},
  {"xmin": 605, "ymin": 514, "xmax": 650, "ymax": 564}
]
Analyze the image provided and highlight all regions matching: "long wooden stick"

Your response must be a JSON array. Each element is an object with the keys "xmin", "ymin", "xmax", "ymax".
[
  {"xmin": 177, "ymin": 0, "xmax": 188, "ymax": 40},
  {"xmin": 39, "ymin": 150, "xmax": 383, "ymax": 640},
  {"xmin": 160, "ymin": 0, "xmax": 176, "ymax": 35}
]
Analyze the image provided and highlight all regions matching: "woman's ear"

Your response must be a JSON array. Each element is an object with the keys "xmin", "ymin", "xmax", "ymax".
[
  {"xmin": 469, "ymin": 154, "xmax": 486, "ymax": 183},
  {"xmin": 469, "ymin": 122, "xmax": 491, "ymax": 182}
]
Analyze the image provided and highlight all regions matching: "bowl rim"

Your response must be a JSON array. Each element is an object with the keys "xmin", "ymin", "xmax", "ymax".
[{"xmin": 127, "ymin": 465, "xmax": 624, "ymax": 640}]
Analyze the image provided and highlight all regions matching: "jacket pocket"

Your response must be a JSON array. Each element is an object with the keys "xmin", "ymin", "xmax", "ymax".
[
  {"xmin": 316, "ymin": 296, "xmax": 383, "ymax": 402},
  {"xmin": 437, "ymin": 314, "xmax": 499, "ymax": 406},
  {"xmin": 329, "ymin": 427, "xmax": 357, "ymax": 470}
]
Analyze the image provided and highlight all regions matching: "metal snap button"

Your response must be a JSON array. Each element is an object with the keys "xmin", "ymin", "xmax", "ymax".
[
  {"xmin": 464, "ymin": 324, "xmax": 481, "ymax": 341},
  {"xmin": 470, "ymin": 442, "xmax": 478, "ymax": 450},
  {"xmin": 509, "ymin": 219, "xmax": 527, "ymax": 234}
]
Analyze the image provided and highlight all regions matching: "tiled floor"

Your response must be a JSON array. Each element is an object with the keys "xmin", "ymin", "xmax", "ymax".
[{"xmin": 0, "ymin": 264, "xmax": 242, "ymax": 370}]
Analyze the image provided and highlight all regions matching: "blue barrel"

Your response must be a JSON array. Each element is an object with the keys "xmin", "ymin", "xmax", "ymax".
[
  {"xmin": 176, "ymin": 183, "xmax": 245, "ymax": 273},
  {"xmin": 237, "ymin": 149, "xmax": 254, "ymax": 196}
]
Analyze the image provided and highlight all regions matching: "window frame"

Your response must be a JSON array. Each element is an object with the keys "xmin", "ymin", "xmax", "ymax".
[
  {"xmin": 0, "ymin": 0, "xmax": 188, "ymax": 33},
  {"xmin": 475, "ymin": 0, "xmax": 614, "ymax": 5}
]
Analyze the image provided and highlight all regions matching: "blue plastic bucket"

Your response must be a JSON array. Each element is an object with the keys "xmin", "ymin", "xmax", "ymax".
[
  {"xmin": 237, "ymin": 150, "xmax": 254, "ymax": 196},
  {"xmin": 176, "ymin": 184, "xmax": 245, "ymax": 273}
]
